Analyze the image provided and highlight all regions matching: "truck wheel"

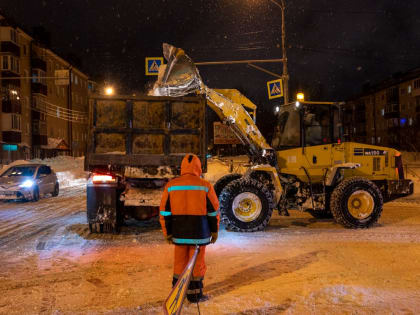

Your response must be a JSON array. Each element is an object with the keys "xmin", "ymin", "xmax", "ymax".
[
  {"xmin": 214, "ymin": 173, "xmax": 242, "ymax": 197},
  {"xmin": 330, "ymin": 177, "xmax": 383, "ymax": 228},
  {"xmin": 220, "ymin": 177, "xmax": 274, "ymax": 232},
  {"xmin": 88, "ymin": 223, "xmax": 102, "ymax": 233}
]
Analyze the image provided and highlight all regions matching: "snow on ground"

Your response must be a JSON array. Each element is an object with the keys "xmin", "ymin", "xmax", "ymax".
[{"xmin": 0, "ymin": 155, "xmax": 420, "ymax": 313}]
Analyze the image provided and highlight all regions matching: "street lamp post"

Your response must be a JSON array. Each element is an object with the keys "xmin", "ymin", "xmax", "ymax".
[{"xmin": 268, "ymin": 0, "xmax": 289, "ymax": 105}]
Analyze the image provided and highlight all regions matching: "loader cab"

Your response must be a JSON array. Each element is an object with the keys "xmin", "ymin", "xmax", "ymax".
[{"xmin": 271, "ymin": 102, "xmax": 343, "ymax": 151}]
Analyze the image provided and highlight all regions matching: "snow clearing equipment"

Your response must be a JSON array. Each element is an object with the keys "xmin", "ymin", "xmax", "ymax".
[{"xmin": 151, "ymin": 43, "xmax": 414, "ymax": 231}]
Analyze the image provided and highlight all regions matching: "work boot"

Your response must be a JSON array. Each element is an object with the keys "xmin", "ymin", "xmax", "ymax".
[{"xmin": 187, "ymin": 292, "xmax": 209, "ymax": 303}]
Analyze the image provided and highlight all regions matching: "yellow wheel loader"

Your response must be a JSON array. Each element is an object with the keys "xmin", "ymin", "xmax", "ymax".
[{"xmin": 152, "ymin": 44, "xmax": 414, "ymax": 231}]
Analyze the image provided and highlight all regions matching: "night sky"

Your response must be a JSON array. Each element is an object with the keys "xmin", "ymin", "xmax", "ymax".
[{"xmin": 1, "ymin": 0, "xmax": 420, "ymax": 133}]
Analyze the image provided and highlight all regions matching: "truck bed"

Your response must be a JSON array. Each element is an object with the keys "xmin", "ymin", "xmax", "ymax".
[{"xmin": 85, "ymin": 95, "xmax": 207, "ymax": 175}]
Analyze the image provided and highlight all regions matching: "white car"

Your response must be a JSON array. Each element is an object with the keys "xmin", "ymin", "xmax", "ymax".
[{"xmin": 0, "ymin": 164, "xmax": 59, "ymax": 201}]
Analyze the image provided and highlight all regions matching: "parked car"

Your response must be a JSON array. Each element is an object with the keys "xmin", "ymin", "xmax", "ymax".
[{"xmin": 0, "ymin": 164, "xmax": 59, "ymax": 201}]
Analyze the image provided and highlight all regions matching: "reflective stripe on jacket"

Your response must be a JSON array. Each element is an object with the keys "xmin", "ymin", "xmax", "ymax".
[{"xmin": 159, "ymin": 154, "xmax": 220, "ymax": 245}]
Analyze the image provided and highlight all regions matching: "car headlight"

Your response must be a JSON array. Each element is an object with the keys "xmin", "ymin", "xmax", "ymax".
[{"xmin": 19, "ymin": 180, "xmax": 34, "ymax": 188}]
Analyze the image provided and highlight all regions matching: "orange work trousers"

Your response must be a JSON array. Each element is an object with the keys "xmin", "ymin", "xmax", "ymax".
[{"xmin": 174, "ymin": 245, "xmax": 207, "ymax": 280}]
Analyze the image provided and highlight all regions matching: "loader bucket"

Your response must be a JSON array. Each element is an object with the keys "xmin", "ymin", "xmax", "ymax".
[{"xmin": 150, "ymin": 43, "xmax": 203, "ymax": 97}]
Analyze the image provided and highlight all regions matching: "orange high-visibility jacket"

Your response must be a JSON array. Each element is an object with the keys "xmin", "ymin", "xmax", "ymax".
[{"xmin": 159, "ymin": 154, "xmax": 220, "ymax": 245}]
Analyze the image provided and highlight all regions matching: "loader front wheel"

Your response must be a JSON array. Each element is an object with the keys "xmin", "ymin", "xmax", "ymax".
[
  {"xmin": 330, "ymin": 177, "xmax": 383, "ymax": 229},
  {"xmin": 220, "ymin": 177, "xmax": 274, "ymax": 232},
  {"xmin": 214, "ymin": 173, "xmax": 242, "ymax": 198}
]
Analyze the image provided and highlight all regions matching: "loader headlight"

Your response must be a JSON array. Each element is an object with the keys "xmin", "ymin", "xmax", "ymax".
[{"xmin": 19, "ymin": 180, "xmax": 34, "ymax": 188}]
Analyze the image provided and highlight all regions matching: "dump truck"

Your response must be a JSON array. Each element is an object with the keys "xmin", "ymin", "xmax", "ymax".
[
  {"xmin": 85, "ymin": 94, "xmax": 208, "ymax": 233},
  {"xmin": 150, "ymin": 43, "xmax": 414, "ymax": 232}
]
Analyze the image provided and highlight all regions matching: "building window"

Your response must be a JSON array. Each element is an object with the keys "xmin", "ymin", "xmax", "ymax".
[
  {"xmin": 23, "ymin": 45, "xmax": 27, "ymax": 56},
  {"xmin": 414, "ymin": 79, "xmax": 420, "ymax": 90},
  {"xmin": 75, "ymin": 75, "xmax": 78, "ymax": 85},
  {"xmin": 11, "ymin": 114, "xmax": 21, "ymax": 130},
  {"xmin": 408, "ymin": 85, "xmax": 412, "ymax": 94},
  {"xmin": 32, "ymin": 69, "xmax": 46, "ymax": 84},
  {"xmin": 1, "ymin": 55, "xmax": 20, "ymax": 73}
]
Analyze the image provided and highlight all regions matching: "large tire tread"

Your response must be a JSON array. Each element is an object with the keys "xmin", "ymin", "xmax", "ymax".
[
  {"xmin": 330, "ymin": 177, "xmax": 383, "ymax": 229},
  {"xmin": 220, "ymin": 177, "xmax": 274, "ymax": 232},
  {"xmin": 214, "ymin": 173, "xmax": 242, "ymax": 198}
]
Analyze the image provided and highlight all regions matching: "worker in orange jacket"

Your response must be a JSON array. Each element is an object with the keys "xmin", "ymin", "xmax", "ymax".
[{"xmin": 159, "ymin": 153, "xmax": 220, "ymax": 303}]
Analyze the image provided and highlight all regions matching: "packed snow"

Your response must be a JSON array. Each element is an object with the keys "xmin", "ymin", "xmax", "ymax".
[{"xmin": 0, "ymin": 155, "xmax": 420, "ymax": 314}]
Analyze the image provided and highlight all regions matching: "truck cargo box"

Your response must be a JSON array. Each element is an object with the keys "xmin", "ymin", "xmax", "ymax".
[{"xmin": 85, "ymin": 95, "xmax": 207, "ymax": 176}]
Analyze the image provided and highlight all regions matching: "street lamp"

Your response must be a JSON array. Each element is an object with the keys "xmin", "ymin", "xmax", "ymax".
[
  {"xmin": 105, "ymin": 86, "xmax": 114, "ymax": 95},
  {"xmin": 297, "ymin": 92, "xmax": 305, "ymax": 101}
]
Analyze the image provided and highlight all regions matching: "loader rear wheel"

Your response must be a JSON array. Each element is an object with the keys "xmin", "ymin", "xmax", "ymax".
[
  {"xmin": 330, "ymin": 177, "xmax": 383, "ymax": 229},
  {"xmin": 214, "ymin": 173, "xmax": 242, "ymax": 197},
  {"xmin": 220, "ymin": 177, "xmax": 274, "ymax": 232}
]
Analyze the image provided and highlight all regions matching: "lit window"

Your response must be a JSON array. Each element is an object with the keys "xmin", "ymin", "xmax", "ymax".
[
  {"xmin": 381, "ymin": 109, "xmax": 384, "ymax": 116},
  {"xmin": 408, "ymin": 85, "xmax": 412, "ymax": 94}
]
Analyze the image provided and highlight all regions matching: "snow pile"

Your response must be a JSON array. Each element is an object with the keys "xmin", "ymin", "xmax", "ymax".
[
  {"xmin": 204, "ymin": 155, "xmax": 249, "ymax": 184},
  {"xmin": 31, "ymin": 156, "xmax": 87, "ymax": 188}
]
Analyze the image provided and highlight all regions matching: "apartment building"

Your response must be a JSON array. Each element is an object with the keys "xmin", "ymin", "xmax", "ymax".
[
  {"xmin": 0, "ymin": 14, "xmax": 91, "ymax": 163},
  {"xmin": 344, "ymin": 67, "xmax": 420, "ymax": 150}
]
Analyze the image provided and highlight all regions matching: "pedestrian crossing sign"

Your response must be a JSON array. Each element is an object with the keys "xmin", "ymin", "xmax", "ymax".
[
  {"xmin": 267, "ymin": 79, "xmax": 283, "ymax": 99},
  {"xmin": 145, "ymin": 57, "xmax": 164, "ymax": 75}
]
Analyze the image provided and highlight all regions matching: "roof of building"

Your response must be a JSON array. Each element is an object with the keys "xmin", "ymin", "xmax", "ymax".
[
  {"xmin": 349, "ymin": 67, "xmax": 420, "ymax": 101},
  {"xmin": 41, "ymin": 138, "xmax": 70, "ymax": 150}
]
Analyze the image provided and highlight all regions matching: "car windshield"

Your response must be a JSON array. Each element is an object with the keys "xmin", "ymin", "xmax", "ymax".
[{"xmin": 1, "ymin": 166, "xmax": 37, "ymax": 177}]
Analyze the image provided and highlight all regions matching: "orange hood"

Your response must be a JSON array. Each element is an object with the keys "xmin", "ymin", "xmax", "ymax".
[{"xmin": 181, "ymin": 154, "xmax": 202, "ymax": 177}]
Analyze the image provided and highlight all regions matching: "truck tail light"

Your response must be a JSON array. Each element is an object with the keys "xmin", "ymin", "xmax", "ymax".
[{"xmin": 92, "ymin": 174, "xmax": 117, "ymax": 184}]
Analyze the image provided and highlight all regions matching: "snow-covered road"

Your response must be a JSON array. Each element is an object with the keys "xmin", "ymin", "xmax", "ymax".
[{"xmin": 0, "ymin": 185, "xmax": 420, "ymax": 314}]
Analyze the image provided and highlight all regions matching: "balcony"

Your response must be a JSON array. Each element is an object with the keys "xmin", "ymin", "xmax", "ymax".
[
  {"xmin": 32, "ymin": 134, "xmax": 47, "ymax": 146},
  {"xmin": 2, "ymin": 131, "xmax": 21, "ymax": 143},
  {"xmin": 384, "ymin": 103, "xmax": 400, "ymax": 119},
  {"xmin": 31, "ymin": 57, "xmax": 47, "ymax": 71},
  {"xmin": 0, "ymin": 41, "xmax": 20, "ymax": 57},
  {"xmin": 31, "ymin": 82, "xmax": 47, "ymax": 96},
  {"xmin": 2, "ymin": 99, "xmax": 21, "ymax": 114},
  {"xmin": 0, "ymin": 71, "xmax": 21, "ymax": 84}
]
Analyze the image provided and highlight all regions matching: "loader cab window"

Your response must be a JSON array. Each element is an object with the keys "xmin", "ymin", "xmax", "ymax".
[
  {"xmin": 303, "ymin": 104, "xmax": 341, "ymax": 146},
  {"xmin": 271, "ymin": 105, "xmax": 301, "ymax": 149}
]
